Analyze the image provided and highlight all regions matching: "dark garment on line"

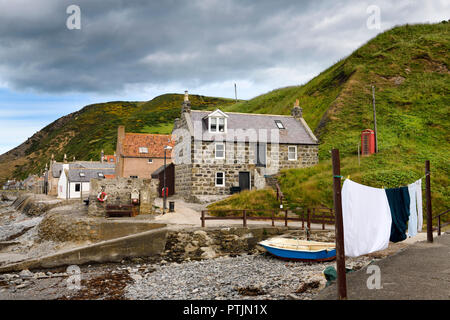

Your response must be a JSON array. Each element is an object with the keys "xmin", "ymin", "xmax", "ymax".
[{"xmin": 385, "ymin": 186, "xmax": 411, "ymax": 243}]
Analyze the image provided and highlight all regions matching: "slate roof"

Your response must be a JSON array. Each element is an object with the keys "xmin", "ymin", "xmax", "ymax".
[
  {"xmin": 51, "ymin": 161, "xmax": 115, "ymax": 178},
  {"xmin": 151, "ymin": 163, "xmax": 174, "ymax": 178},
  {"xmin": 189, "ymin": 110, "xmax": 318, "ymax": 145},
  {"xmin": 68, "ymin": 168, "xmax": 116, "ymax": 182},
  {"xmin": 122, "ymin": 133, "xmax": 174, "ymax": 158}
]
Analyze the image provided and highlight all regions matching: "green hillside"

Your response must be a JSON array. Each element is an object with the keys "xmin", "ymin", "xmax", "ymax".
[
  {"xmin": 212, "ymin": 22, "xmax": 450, "ymax": 216},
  {"xmin": 0, "ymin": 94, "xmax": 237, "ymax": 181}
]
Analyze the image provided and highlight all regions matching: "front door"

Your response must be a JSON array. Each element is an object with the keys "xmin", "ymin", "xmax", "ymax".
[{"xmin": 239, "ymin": 172, "xmax": 250, "ymax": 190}]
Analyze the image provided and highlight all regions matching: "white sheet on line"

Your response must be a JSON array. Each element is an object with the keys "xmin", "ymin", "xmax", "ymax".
[
  {"xmin": 342, "ymin": 179, "xmax": 392, "ymax": 257},
  {"xmin": 416, "ymin": 179, "xmax": 423, "ymax": 232},
  {"xmin": 407, "ymin": 182, "xmax": 418, "ymax": 237}
]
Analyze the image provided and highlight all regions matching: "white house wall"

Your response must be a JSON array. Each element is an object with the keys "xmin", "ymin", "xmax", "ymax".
[{"xmin": 68, "ymin": 182, "xmax": 90, "ymax": 199}]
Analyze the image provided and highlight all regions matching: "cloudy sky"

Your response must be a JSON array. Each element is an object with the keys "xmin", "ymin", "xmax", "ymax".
[{"xmin": 0, "ymin": 0, "xmax": 448, "ymax": 154}]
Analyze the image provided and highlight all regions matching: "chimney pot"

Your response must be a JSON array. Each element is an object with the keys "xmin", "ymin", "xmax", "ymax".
[
  {"xmin": 291, "ymin": 99, "xmax": 303, "ymax": 119},
  {"xmin": 181, "ymin": 90, "xmax": 191, "ymax": 113}
]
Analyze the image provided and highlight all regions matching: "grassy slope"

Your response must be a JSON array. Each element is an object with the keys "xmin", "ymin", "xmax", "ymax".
[
  {"xmin": 211, "ymin": 22, "xmax": 450, "ymax": 216},
  {"xmin": 0, "ymin": 94, "xmax": 237, "ymax": 182}
]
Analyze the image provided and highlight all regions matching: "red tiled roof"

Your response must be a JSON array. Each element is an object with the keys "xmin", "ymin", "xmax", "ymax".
[
  {"xmin": 104, "ymin": 174, "xmax": 116, "ymax": 179},
  {"xmin": 122, "ymin": 133, "xmax": 174, "ymax": 158}
]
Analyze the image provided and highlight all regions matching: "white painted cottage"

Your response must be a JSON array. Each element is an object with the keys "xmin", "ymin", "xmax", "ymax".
[{"xmin": 57, "ymin": 162, "xmax": 115, "ymax": 199}]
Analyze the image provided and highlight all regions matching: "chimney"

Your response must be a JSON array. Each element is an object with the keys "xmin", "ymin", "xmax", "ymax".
[
  {"xmin": 181, "ymin": 90, "xmax": 191, "ymax": 114},
  {"xmin": 291, "ymin": 99, "xmax": 303, "ymax": 119},
  {"xmin": 63, "ymin": 154, "xmax": 67, "ymax": 163},
  {"xmin": 101, "ymin": 149, "xmax": 104, "ymax": 163},
  {"xmin": 73, "ymin": 156, "xmax": 76, "ymax": 162}
]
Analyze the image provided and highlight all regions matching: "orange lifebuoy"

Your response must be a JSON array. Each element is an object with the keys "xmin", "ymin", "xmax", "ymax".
[{"xmin": 97, "ymin": 192, "xmax": 108, "ymax": 202}]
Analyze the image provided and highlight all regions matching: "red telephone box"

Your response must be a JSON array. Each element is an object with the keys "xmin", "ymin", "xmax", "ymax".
[{"xmin": 361, "ymin": 129, "xmax": 375, "ymax": 156}]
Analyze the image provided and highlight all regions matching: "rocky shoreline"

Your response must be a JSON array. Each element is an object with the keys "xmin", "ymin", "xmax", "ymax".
[{"xmin": 125, "ymin": 253, "xmax": 372, "ymax": 300}]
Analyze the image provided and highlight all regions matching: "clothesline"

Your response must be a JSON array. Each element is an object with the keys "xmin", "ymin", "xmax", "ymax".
[
  {"xmin": 342, "ymin": 178, "xmax": 423, "ymax": 257},
  {"xmin": 334, "ymin": 174, "xmax": 428, "ymax": 189}
]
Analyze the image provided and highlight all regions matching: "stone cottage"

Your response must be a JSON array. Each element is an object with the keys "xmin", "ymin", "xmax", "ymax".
[{"xmin": 172, "ymin": 91, "xmax": 319, "ymax": 201}]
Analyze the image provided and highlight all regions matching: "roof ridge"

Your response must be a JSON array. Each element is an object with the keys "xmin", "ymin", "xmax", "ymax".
[
  {"xmin": 125, "ymin": 132, "xmax": 172, "ymax": 136},
  {"xmin": 191, "ymin": 109, "xmax": 293, "ymax": 117}
]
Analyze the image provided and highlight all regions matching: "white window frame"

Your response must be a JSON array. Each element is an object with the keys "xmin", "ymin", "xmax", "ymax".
[
  {"xmin": 288, "ymin": 146, "xmax": 297, "ymax": 161},
  {"xmin": 148, "ymin": 159, "xmax": 153, "ymax": 163},
  {"xmin": 215, "ymin": 143, "xmax": 225, "ymax": 159},
  {"xmin": 209, "ymin": 117, "xmax": 228, "ymax": 133},
  {"xmin": 215, "ymin": 172, "xmax": 225, "ymax": 187},
  {"xmin": 75, "ymin": 183, "xmax": 81, "ymax": 192},
  {"xmin": 139, "ymin": 147, "xmax": 148, "ymax": 154}
]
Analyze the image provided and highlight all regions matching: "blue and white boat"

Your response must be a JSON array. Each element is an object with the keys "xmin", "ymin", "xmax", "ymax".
[{"xmin": 258, "ymin": 237, "xmax": 336, "ymax": 262}]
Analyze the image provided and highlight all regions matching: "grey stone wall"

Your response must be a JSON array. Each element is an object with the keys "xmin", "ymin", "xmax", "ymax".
[
  {"xmin": 174, "ymin": 139, "xmax": 319, "ymax": 199},
  {"xmin": 88, "ymin": 177, "xmax": 156, "ymax": 217}
]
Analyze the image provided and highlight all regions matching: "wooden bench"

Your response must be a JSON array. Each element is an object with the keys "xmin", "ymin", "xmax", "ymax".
[{"xmin": 106, "ymin": 204, "xmax": 133, "ymax": 217}]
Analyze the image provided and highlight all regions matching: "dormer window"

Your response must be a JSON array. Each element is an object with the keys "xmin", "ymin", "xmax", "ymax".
[
  {"xmin": 207, "ymin": 109, "xmax": 228, "ymax": 133},
  {"xmin": 139, "ymin": 147, "xmax": 148, "ymax": 153},
  {"xmin": 79, "ymin": 172, "xmax": 85, "ymax": 177}
]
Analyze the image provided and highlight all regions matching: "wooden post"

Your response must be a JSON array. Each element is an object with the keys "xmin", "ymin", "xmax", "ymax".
[
  {"xmin": 332, "ymin": 148, "xmax": 347, "ymax": 300},
  {"xmin": 322, "ymin": 210, "xmax": 325, "ymax": 230},
  {"xmin": 271, "ymin": 211, "xmax": 275, "ymax": 227},
  {"xmin": 425, "ymin": 160, "xmax": 433, "ymax": 243},
  {"xmin": 201, "ymin": 210, "xmax": 205, "ymax": 228},
  {"xmin": 357, "ymin": 144, "xmax": 360, "ymax": 166},
  {"xmin": 438, "ymin": 216, "xmax": 441, "ymax": 236},
  {"xmin": 284, "ymin": 210, "xmax": 288, "ymax": 227},
  {"xmin": 307, "ymin": 208, "xmax": 311, "ymax": 230},
  {"xmin": 302, "ymin": 209, "xmax": 305, "ymax": 229},
  {"xmin": 243, "ymin": 210, "xmax": 247, "ymax": 228}
]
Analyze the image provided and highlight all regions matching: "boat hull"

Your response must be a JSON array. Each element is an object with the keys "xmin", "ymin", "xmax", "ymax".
[{"xmin": 259, "ymin": 244, "xmax": 336, "ymax": 262}]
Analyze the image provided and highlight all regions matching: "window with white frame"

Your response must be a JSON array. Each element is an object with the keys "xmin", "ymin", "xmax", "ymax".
[
  {"xmin": 75, "ymin": 183, "xmax": 81, "ymax": 192},
  {"xmin": 210, "ymin": 118, "xmax": 217, "ymax": 132},
  {"xmin": 208, "ymin": 110, "xmax": 228, "ymax": 133},
  {"xmin": 209, "ymin": 117, "xmax": 227, "ymax": 133},
  {"xmin": 288, "ymin": 146, "xmax": 297, "ymax": 161},
  {"xmin": 148, "ymin": 159, "xmax": 153, "ymax": 163},
  {"xmin": 139, "ymin": 147, "xmax": 148, "ymax": 153},
  {"xmin": 215, "ymin": 172, "xmax": 225, "ymax": 187},
  {"xmin": 215, "ymin": 143, "xmax": 225, "ymax": 159}
]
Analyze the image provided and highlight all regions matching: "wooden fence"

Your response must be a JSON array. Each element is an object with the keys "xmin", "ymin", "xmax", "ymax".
[{"xmin": 200, "ymin": 206, "xmax": 334, "ymax": 229}]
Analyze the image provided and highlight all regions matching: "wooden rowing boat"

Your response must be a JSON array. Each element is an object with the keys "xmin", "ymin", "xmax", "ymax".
[{"xmin": 258, "ymin": 237, "xmax": 336, "ymax": 262}]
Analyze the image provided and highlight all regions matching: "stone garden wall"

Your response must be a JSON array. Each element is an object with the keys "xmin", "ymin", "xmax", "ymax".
[{"xmin": 88, "ymin": 177, "xmax": 157, "ymax": 217}]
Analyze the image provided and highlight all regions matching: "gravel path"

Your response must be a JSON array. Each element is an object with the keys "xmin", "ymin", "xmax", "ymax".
[{"xmin": 125, "ymin": 254, "xmax": 371, "ymax": 300}]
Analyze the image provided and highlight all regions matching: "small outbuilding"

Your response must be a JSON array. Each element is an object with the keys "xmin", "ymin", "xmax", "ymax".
[{"xmin": 151, "ymin": 163, "xmax": 175, "ymax": 198}]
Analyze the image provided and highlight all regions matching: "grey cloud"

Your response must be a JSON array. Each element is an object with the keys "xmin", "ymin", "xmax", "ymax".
[{"xmin": 0, "ymin": 0, "xmax": 447, "ymax": 94}]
